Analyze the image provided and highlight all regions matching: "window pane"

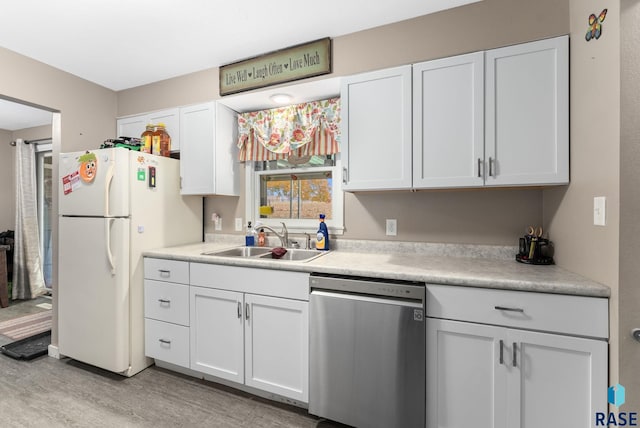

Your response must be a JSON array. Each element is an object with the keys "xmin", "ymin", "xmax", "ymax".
[{"xmin": 260, "ymin": 171, "xmax": 332, "ymax": 220}]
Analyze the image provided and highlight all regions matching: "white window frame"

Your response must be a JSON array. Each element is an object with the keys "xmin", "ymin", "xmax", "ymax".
[{"xmin": 245, "ymin": 155, "xmax": 344, "ymax": 235}]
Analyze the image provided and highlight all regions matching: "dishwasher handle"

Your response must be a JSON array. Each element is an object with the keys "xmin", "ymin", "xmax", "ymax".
[{"xmin": 311, "ymin": 290, "xmax": 423, "ymax": 308}]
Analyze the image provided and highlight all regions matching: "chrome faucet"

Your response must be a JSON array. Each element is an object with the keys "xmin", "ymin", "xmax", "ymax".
[{"xmin": 254, "ymin": 222, "xmax": 289, "ymax": 248}]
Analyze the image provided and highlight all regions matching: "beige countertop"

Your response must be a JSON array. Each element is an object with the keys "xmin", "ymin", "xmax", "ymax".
[{"xmin": 143, "ymin": 239, "xmax": 610, "ymax": 298}]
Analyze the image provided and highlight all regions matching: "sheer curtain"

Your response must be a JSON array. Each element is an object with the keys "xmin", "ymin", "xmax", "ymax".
[{"xmin": 13, "ymin": 139, "xmax": 46, "ymax": 299}]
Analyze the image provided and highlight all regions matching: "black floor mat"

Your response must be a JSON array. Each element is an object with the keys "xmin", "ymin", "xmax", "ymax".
[{"xmin": 1, "ymin": 330, "xmax": 50, "ymax": 360}]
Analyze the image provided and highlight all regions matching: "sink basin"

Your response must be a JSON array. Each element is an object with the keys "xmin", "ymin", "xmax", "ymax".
[
  {"xmin": 201, "ymin": 246, "xmax": 328, "ymax": 262},
  {"xmin": 258, "ymin": 248, "xmax": 328, "ymax": 262},
  {"xmin": 202, "ymin": 246, "xmax": 273, "ymax": 258}
]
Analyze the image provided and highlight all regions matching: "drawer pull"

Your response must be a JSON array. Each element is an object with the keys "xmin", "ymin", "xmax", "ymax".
[
  {"xmin": 513, "ymin": 342, "xmax": 518, "ymax": 367},
  {"xmin": 499, "ymin": 339, "xmax": 504, "ymax": 365},
  {"xmin": 158, "ymin": 269, "xmax": 171, "ymax": 278},
  {"xmin": 494, "ymin": 306, "xmax": 524, "ymax": 313},
  {"xmin": 158, "ymin": 299, "xmax": 171, "ymax": 305},
  {"xmin": 159, "ymin": 338, "xmax": 171, "ymax": 345}
]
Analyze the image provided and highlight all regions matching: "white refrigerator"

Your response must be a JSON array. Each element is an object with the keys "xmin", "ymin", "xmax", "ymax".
[{"xmin": 58, "ymin": 147, "xmax": 202, "ymax": 376}]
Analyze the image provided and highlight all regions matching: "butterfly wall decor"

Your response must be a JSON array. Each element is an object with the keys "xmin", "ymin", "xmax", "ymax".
[{"xmin": 586, "ymin": 9, "xmax": 607, "ymax": 41}]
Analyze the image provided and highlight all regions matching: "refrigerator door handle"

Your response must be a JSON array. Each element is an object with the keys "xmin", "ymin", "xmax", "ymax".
[
  {"xmin": 105, "ymin": 218, "xmax": 116, "ymax": 275},
  {"xmin": 104, "ymin": 159, "xmax": 115, "ymax": 217}
]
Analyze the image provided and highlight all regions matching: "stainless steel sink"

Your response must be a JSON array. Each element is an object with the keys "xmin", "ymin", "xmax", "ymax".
[
  {"xmin": 258, "ymin": 248, "xmax": 328, "ymax": 262},
  {"xmin": 201, "ymin": 246, "xmax": 273, "ymax": 258},
  {"xmin": 201, "ymin": 246, "xmax": 328, "ymax": 262}
]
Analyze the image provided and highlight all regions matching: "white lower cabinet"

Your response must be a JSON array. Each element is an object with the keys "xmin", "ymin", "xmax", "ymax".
[
  {"xmin": 426, "ymin": 285, "xmax": 608, "ymax": 428},
  {"xmin": 143, "ymin": 259, "xmax": 191, "ymax": 369},
  {"xmin": 190, "ymin": 287, "xmax": 244, "ymax": 382},
  {"xmin": 190, "ymin": 286, "xmax": 309, "ymax": 402},
  {"xmin": 144, "ymin": 259, "xmax": 310, "ymax": 403}
]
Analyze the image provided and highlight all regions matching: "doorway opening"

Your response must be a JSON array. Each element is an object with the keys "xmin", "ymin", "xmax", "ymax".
[{"xmin": 35, "ymin": 141, "xmax": 52, "ymax": 289}]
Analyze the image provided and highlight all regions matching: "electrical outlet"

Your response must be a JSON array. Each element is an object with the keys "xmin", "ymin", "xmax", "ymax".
[
  {"xmin": 235, "ymin": 218, "xmax": 243, "ymax": 232},
  {"xmin": 215, "ymin": 218, "xmax": 222, "ymax": 231},
  {"xmin": 594, "ymin": 196, "xmax": 606, "ymax": 226},
  {"xmin": 386, "ymin": 219, "xmax": 397, "ymax": 236}
]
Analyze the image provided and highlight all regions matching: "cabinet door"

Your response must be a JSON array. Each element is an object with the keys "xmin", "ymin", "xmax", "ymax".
[
  {"xmin": 180, "ymin": 102, "xmax": 240, "ymax": 196},
  {"xmin": 506, "ymin": 329, "xmax": 607, "ymax": 428},
  {"xmin": 117, "ymin": 115, "xmax": 147, "ymax": 139},
  {"xmin": 341, "ymin": 65, "xmax": 413, "ymax": 191},
  {"xmin": 189, "ymin": 286, "xmax": 244, "ymax": 383},
  {"xmin": 117, "ymin": 108, "xmax": 180, "ymax": 151},
  {"xmin": 485, "ymin": 36, "xmax": 569, "ymax": 186},
  {"xmin": 149, "ymin": 108, "xmax": 180, "ymax": 152},
  {"xmin": 180, "ymin": 102, "xmax": 215, "ymax": 195},
  {"xmin": 413, "ymin": 52, "xmax": 485, "ymax": 188},
  {"xmin": 427, "ymin": 318, "xmax": 507, "ymax": 428},
  {"xmin": 213, "ymin": 103, "xmax": 241, "ymax": 196},
  {"xmin": 244, "ymin": 294, "xmax": 309, "ymax": 402}
]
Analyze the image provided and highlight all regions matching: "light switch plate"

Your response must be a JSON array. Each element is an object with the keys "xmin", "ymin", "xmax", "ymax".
[
  {"xmin": 235, "ymin": 218, "xmax": 243, "ymax": 232},
  {"xmin": 594, "ymin": 196, "xmax": 606, "ymax": 226}
]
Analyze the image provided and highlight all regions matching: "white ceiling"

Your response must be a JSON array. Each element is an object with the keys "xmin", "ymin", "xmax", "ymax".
[{"xmin": 0, "ymin": 0, "xmax": 479, "ymax": 129}]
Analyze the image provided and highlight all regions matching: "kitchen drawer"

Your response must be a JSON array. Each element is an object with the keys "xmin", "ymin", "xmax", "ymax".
[
  {"xmin": 145, "ymin": 318, "xmax": 190, "ymax": 368},
  {"xmin": 144, "ymin": 258, "xmax": 189, "ymax": 284},
  {"xmin": 144, "ymin": 280, "xmax": 189, "ymax": 326},
  {"xmin": 426, "ymin": 284, "xmax": 608, "ymax": 339}
]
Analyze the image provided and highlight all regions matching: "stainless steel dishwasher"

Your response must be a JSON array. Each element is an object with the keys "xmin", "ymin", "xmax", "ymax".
[{"xmin": 309, "ymin": 273, "xmax": 425, "ymax": 428}]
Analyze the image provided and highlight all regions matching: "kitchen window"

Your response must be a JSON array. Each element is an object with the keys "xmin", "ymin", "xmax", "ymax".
[
  {"xmin": 246, "ymin": 155, "xmax": 343, "ymax": 234},
  {"xmin": 239, "ymin": 98, "xmax": 343, "ymax": 234}
]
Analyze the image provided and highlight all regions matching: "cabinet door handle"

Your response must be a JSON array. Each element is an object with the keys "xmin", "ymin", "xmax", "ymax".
[
  {"xmin": 499, "ymin": 339, "xmax": 504, "ymax": 365},
  {"xmin": 159, "ymin": 338, "xmax": 171, "ymax": 345},
  {"xmin": 342, "ymin": 167, "xmax": 348, "ymax": 184},
  {"xmin": 513, "ymin": 342, "xmax": 518, "ymax": 367},
  {"xmin": 494, "ymin": 306, "xmax": 524, "ymax": 313},
  {"xmin": 245, "ymin": 302, "xmax": 250, "ymax": 321},
  {"xmin": 158, "ymin": 269, "xmax": 171, "ymax": 278},
  {"xmin": 237, "ymin": 301, "xmax": 242, "ymax": 319},
  {"xmin": 158, "ymin": 298, "xmax": 171, "ymax": 305},
  {"xmin": 477, "ymin": 158, "xmax": 482, "ymax": 178},
  {"xmin": 489, "ymin": 157, "xmax": 494, "ymax": 177}
]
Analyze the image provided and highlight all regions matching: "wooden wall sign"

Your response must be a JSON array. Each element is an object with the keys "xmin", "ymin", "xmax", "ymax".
[{"xmin": 219, "ymin": 38, "xmax": 331, "ymax": 96}]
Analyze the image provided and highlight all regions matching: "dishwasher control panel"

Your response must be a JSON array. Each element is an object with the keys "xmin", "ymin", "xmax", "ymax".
[{"xmin": 309, "ymin": 273, "xmax": 425, "ymax": 301}]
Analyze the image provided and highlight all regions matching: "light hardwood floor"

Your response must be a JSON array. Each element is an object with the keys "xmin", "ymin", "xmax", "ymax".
[{"xmin": 0, "ymin": 355, "xmax": 345, "ymax": 427}]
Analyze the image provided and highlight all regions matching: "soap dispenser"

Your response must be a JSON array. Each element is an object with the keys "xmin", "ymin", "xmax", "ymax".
[
  {"xmin": 245, "ymin": 222, "xmax": 255, "ymax": 246},
  {"xmin": 316, "ymin": 214, "xmax": 329, "ymax": 251}
]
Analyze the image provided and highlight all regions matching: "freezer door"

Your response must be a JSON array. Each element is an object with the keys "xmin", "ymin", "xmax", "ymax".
[
  {"xmin": 58, "ymin": 216, "xmax": 130, "ymax": 373},
  {"xmin": 59, "ymin": 147, "xmax": 130, "ymax": 217}
]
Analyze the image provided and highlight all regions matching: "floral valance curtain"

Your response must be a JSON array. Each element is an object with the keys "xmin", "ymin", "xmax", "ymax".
[{"xmin": 237, "ymin": 97, "xmax": 340, "ymax": 161}]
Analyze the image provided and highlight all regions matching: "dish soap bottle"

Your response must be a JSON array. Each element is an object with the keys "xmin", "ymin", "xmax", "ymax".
[
  {"xmin": 245, "ymin": 222, "xmax": 255, "ymax": 247},
  {"xmin": 316, "ymin": 214, "xmax": 329, "ymax": 251},
  {"xmin": 257, "ymin": 228, "xmax": 266, "ymax": 247}
]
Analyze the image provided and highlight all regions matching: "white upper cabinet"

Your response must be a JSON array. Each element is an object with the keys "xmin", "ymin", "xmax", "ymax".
[
  {"xmin": 485, "ymin": 36, "xmax": 569, "ymax": 186},
  {"xmin": 342, "ymin": 35, "xmax": 569, "ymax": 191},
  {"xmin": 341, "ymin": 65, "xmax": 413, "ymax": 191},
  {"xmin": 413, "ymin": 52, "xmax": 485, "ymax": 188},
  {"xmin": 179, "ymin": 101, "xmax": 240, "ymax": 196},
  {"xmin": 116, "ymin": 115, "xmax": 147, "ymax": 141},
  {"xmin": 117, "ymin": 108, "xmax": 180, "ymax": 152}
]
